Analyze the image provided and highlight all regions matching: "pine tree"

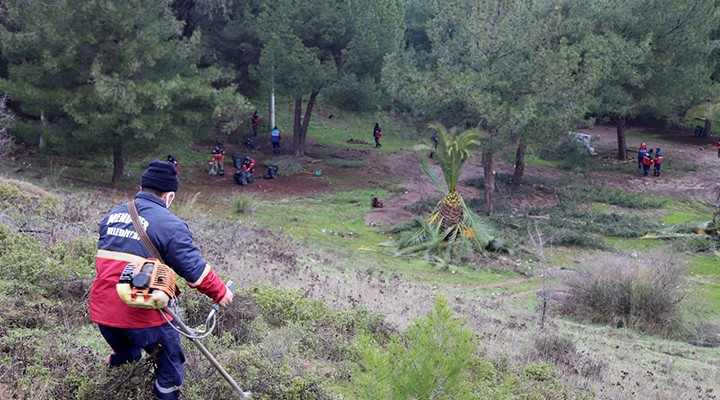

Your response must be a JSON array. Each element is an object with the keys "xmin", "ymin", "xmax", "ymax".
[{"xmin": 0, "ymin": 0, "xmax": 248, "ymax": 182}]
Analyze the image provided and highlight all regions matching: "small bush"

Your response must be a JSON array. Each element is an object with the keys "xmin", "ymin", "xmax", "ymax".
[
  {"xmin": 542, "ymin": 139, "xmax": 592, "ymax": 171},
  {"xmin": 564, "ymin": 185, "xmax": 665, "ymax": 209},
  {"xmin": 556, "ymin": 253, "xmax": 690, "ymax": 337},
  {"xmin": 0, "ymin": 225, "xmax": 49, "ymax": 283},
  {"xmin": 548, "ymin": 228, "xmax": 609, "ymax": 250},
  {"xmin": 532, "ymin": 333, "xmax": 607, "ymax": 379},
  {"xmin": 673, "ymin": 236, "xmax": 718, "ymax": 253},
  {"xmin": 348, "ymin": 296, "xmax": 477, "ymax": 399},
  {"xmin": 522, "ymin": 360, "xmax": 557, "ymax": 381},
  {"xmin": 584, "ymin": 212, "xmax": 659, "ymax": 238},
  {"xmin": 246, "ymin": 285, "xmax": 330, "ymax": 327},
  {"xmin": 325, "ymin": 158, "xmax": 368, "ymax": 168},
  {"xmin": 233, "ymin": 194, "xmax": 256, "ymax": 214},
  {"xmin": 0, "ymin": 178, "xmax": 62, "ymax": 221},
  {"xmin": 0, "ymin": 222, "xmax": 96, "ymax": 290}
]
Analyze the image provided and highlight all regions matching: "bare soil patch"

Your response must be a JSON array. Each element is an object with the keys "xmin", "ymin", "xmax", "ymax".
[
  {"xmin": 174, "ymin": 123, "xmax": 720, "ymax": 229},
  {"xmin": 580, "ymin": 124, "xmax": 720, "ymax": 204}
]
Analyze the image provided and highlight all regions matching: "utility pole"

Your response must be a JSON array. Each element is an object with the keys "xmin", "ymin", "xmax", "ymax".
[{"xmin": 269, "ymin": 65, "xmax": 276, "ymax": 129}]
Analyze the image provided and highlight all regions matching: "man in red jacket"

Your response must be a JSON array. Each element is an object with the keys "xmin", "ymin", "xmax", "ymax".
[{"xmin": 89, "ymin": 160, "xmax": 234, "ymax": 400}]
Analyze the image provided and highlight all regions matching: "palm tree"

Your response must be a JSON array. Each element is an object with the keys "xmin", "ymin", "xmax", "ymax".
[
  {"xmin": 391, "ymin": 123, "xmax": 511, "ymax": 261},
  {"xmin": 685, "ymin": 100, "xmax": 720, "ymax": 136}
]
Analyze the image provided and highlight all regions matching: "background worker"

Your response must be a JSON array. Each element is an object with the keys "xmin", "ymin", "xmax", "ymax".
[
  {"xmin": 210, "ymin": 144, "xmax": 226, "ymax": 175},
  {"xmin": 654, "ymin": 147, "xmax": 663, "ymax": 176},
  {"xmin": 642, "ymin": 148, "xmax": 654, "ymax": 176},
  {"xmin": 251, "ymin": 110, "xmax": 260, "ymax": 136},
  {"xmin": 166, "ymin": 155, "xmax": 179, "ymax": 172},
  {"xmin": 637, "ymin": 142, "xmax": 647, "ymax": 170},
  {"xmin": 89, "ymin": 160, "xmax": 234, "ymax": 400},
  {"xmin": 242, "ymin": 155, "xmax": 255, "ymax": 174},
  {"xmin": 373, "ymin": 122, "xmax": 382, "ymax": 148},
  {"xmin": 270, "ymin": 126, "xmax": 281, "ymax": 155}
]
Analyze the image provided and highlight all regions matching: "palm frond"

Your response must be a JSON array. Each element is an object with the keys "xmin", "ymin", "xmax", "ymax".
[
  {"xmin": 396, "ymin": 216, "xmax": 443, "ymax": 249},
  {"xmin": 685, "ymin": 100, "xmax": 720, "ymax": 125},
  {"xmin": 684, "ymin": 102, "xmax": 713, "ymax": 122},
  {"xmin": 429, "ymin": 123, "xmax": 486, "ymax": 192},
  {"xmin": 386, "ymin": 217, "xmax": 423, "ymax": 234},
  {"xmin": 417, "ymin": 150, "xmax": 447, "ymax": 193}
]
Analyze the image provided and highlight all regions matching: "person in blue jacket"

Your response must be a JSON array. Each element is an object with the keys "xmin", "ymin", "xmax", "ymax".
[
  {"xmin": 90, "ymin": 160, "xmax": 234, "ymax": 400},
  {"xmin": 270, "ymin": 126, "xmax": 281, "ymax": 155},
  {"xmin": 654, "ymin": 147, "xmax": 663, "ymax": 177},
  {"xmin": 637, "ymin": 143, "xmax": 647, "ymax": 170}
]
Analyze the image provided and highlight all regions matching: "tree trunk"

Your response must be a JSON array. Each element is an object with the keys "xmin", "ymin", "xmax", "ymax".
[
  {"xmin": 293, "ymin": 97, "xmax": 303, "ymax": 156},
  {"xmin": 172, "ymin": 0, "xmax": 197, "ymax": 38},
  {"xmin": 616, "ymin": 116, "xmax": 627, "ymax": 160},
  {"xmin": 39, "ymin": 110, "xmax": 47, "ymax": 151},
  {"xmin": 483, "ymin": 151, "xmax": 495, "ymax": 216},
  {"xmin": 704, "ymin": 118, "xmax": 712, "ymax": 137},
  {"xmin": 511, "ymin": 141, "xmax": 526, "ymax": 186},
  {"xmin": 292, "ymin": 90, "xmax": 319, "ymax": 157},
  {"xmin": 299, "ymin": 90, "xmax": 319, "ymax": 155},
  {"xmin": 112, "ymin": 135, "xmax": 124, "ymax": 184}
]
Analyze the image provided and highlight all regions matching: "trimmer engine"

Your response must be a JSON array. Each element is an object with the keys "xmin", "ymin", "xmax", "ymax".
[{"xmin": 116, "ymin": 259, "xmax": 177, "ymax": 309}]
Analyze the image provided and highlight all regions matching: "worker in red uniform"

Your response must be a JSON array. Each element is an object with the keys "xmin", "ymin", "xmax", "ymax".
[
  {"xmin": 653, "ymin": 148, "xmax": 663, "ymax": 177},
  {"xmin": 642, "ymin": 149, "xmax": 654, "ymax": 177},
  {"xmin": 90, "ymin": 160, "xmax": 234, "ymax": 400},
  {"xmin": 210, "ymin": 144, "xmax": 226, "ymax": 175}
]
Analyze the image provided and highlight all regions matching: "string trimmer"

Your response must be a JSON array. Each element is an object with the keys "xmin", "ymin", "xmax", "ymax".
[
  {"xmin": 116, "ymin": 255, "xmax": 250, "ymax": 398},
  {"xmin": 161, "ymin": 281, "xmax": 251, "ymax": 399}
]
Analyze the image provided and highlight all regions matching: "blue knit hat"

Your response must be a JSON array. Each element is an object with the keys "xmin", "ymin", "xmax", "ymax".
[{"xmin": 140, "ymin": 160, "xmax": 179, "ymax": 192}]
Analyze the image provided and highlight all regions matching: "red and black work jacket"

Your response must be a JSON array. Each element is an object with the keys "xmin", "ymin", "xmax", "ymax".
[
  {"xmin": 642, "ymin": 155, "xmax": 653, "ymax": 166},
  {"xmin": 654, "ymin": 156, "xmax": 663, "ymax": 165},
  {"xmin": 90, "ymin": 192, "xmax": 227, "ymax": 329},
  {"xmin": 242, "ymin": 159, "xmax": 255, "ymax": 173},
  {"xmin": 211, "ymin": 148, "xmax": 225, "ymax": 161}
]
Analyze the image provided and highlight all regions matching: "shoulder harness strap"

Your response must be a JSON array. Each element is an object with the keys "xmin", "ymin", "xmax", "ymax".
[{"xmin": 127, "ymin": 200, "xmax": 164, "ymax": 262}]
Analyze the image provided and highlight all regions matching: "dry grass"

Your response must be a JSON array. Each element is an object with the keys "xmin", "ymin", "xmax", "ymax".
[
  {"xmin": 2, "ymin": 177, "xmax": 719, "ymax": 399},
  {"xmin": 555, "ymin": 252, "xmax": 690, "ymax": 337}
]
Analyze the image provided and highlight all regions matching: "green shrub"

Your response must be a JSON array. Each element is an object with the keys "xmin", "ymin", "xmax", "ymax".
[
  {"xmin": 348, "ymin": 296, "xmax": 477, "ymax": 399},
  {"xmin": 522, "ymin": 361, "xmax": 557, "ymax": 381},
  {"xmin": 542, "ymin": 139, "xmax": 592, "ymax": 171},
  {"xmin": 583, "ymin": 213, "xmax": 659, "ymax": 238},
  {"xmin": 335, "ymin": 306, "xmax": 387, "ymax": 338},
  {"xmin": 0, "ymin": 178, "xmax": 60, "ymax": 215},
  {"xmin": 246, "ymin": 285, "xmax": 330, "ymax": 327},
  {"xmin": 233, "ymin": 194, "xmax": 257, "ymax": 214},
  {"xmin": 532, "ymin": 333, "xmax": 607, "ymax": 379},
  {"xmin": 548, "ymin": 228, "xmax": 609, "ymax": 250},
  {"xmin": 325, "ymin": 158, "xmax": 368, "ymax": 168},
  {"xmin": 564, "ymin": 185, "xmax": 665, "ymax": 209},
  {"xmin": 0, "ymin": 225, "xmax": 48, "ymax": 283},
  {"xmin": 673, "ymin": 236, "xmax": 718, "ymax": 253},
  {"xmin": 0, "ymin": 223, "xmax": 96, "ymax": 291}
]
